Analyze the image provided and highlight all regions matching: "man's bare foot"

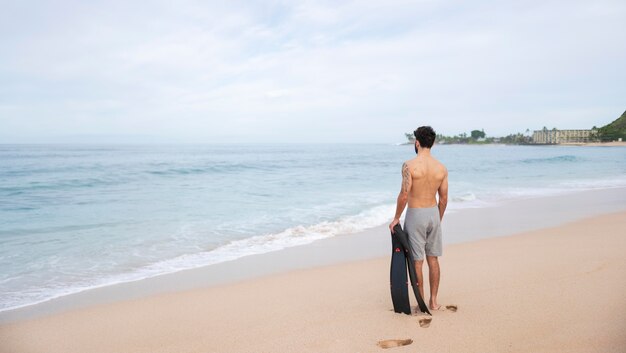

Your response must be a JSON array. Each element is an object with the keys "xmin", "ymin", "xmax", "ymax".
[
  {"xmin": 429, "ymin": 302, "xmax": 458, "ymax": 312},
  {"xmin": 429, "ymin": 301, "xmax": 442, "ymax": 311}
]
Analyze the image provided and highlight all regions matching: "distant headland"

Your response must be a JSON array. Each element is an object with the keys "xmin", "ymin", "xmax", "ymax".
[{"xmin": 404, "ymin": 110, "xmax": 626, "ymax": 146}]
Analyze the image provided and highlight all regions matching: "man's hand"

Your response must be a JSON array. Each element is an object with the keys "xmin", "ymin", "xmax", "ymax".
[{"xmin": 389, "ymin": 218, "xmax": 400, "ymax": 233}]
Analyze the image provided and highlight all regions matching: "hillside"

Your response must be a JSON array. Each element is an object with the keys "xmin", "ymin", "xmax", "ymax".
[{"xmin": 597, "ymin": 110, "xmax": 626, "ymax": 141}]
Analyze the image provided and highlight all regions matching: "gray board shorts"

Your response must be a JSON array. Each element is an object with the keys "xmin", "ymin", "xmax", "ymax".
[{"xmin": 404, "ymin": 206, "xmax": 442, "ymax": 260}]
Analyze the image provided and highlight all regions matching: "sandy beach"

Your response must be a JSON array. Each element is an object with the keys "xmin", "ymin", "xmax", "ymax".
[{"xmin": 1, "ymin": 189, "xmax": 625, "ymax": 353}]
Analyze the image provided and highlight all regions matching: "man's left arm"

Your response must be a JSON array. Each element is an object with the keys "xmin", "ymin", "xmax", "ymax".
[
  {"xmin": 438, "ymin": 168, "xmax": 448, "ymax": 221},
  {"xmin": 389, "ymin": 162, "xmax": 411, "ymax": 232}
]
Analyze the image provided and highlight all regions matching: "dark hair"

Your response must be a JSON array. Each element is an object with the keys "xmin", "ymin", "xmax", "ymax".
[{"xmin": 413, "ymin": 126, "xmax": 436, "ymax": 148}]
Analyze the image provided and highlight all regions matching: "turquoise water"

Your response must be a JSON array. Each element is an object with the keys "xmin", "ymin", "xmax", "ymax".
[{"xmin": 1, "ymin": 144, "xmax": 625, "ymax": 311}]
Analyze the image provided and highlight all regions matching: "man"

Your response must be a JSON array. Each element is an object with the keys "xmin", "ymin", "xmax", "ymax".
[{"xmin": 389, "ymin": 126, "xmax": 448, "ymax": 311}]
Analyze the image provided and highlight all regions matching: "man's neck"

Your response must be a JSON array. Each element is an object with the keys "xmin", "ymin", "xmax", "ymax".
[{"xmin": 417, "ymin": 147, "xmax": 432, "ymax": 156}]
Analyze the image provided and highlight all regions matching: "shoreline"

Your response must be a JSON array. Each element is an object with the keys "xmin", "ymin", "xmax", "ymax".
[
  {"xmin": 559, "ymin": 141, "xmax": 626, "ymax": 147},
  {"xmin": 403, "ymin": 142, "xmax": 626, "ymax": 146},
  {"xmin": 1, "ymin": 186, "xmax": 625, "ymax": 325},
  {"xmin": 532, "ymin": 141, "xmax": 626, "ymax": 147},
  {"xmin": 1, "ymin": 210, "xmax": 625, "ymax": 352}
]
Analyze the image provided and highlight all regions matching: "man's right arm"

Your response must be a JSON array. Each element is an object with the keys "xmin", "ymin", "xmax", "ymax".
[
  {"xmin": 389, "ymin": 162, "xmax": 411, "ymax": 233},
  {"xmin": 438, "ymin": 169, "xmax": 448, "ymax": 221}
]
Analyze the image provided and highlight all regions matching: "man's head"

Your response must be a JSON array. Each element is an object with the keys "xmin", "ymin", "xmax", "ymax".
[{"xmin": 413, "ymin": 126, "xmax": 436, "ymax": 149}]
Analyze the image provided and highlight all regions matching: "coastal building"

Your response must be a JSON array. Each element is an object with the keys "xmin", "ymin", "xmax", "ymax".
[{"xmin": 532, "ymin": 129, "xmax": 595, "ymax": 144}]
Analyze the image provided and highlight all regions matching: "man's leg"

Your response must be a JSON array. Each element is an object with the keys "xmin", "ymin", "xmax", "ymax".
[
  {"xmin": 426, "ymin": 255, "xmax": 440, "ymax": 310},
  {"xmin": 414, "ymin": 259, "xmax": 425, "ymax": 301}
]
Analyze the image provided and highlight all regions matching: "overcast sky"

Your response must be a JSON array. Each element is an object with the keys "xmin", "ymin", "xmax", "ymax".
[{"xmin": 1, "ymin": 0, "xmax": 624, "ymax": 143}]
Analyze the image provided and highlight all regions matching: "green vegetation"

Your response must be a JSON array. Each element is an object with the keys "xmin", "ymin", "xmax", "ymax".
[
  {"xmin": 595, "ymin": 110, "xmax": 626, "ymax": 142},
  {"xmin": 498, "ymin": 133, "xmax": 532, "ymax": 145},
  {"xmin": 470, "ymin": 130, "xmax": 486, "ymax": 139}
]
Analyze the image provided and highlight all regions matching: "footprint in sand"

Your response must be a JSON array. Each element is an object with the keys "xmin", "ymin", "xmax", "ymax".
[
  {"xmin": 377, "ymin": 339, "xmax": 413, "ymax": 349},
  {"xmin": 418, "ymin": 317, "xmax": 432, "ymax": 328},
  {"xmin": 445, "ymin": 305, "xmax": 458, "ymax": 312}
]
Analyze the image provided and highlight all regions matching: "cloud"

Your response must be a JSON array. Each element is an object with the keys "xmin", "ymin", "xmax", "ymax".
[{"xmin": 1, "ymin": 0, "xmax": 624, "ymax": 143}]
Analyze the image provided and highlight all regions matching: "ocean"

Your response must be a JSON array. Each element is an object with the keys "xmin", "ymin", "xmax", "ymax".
[{"xmin": 1, "ymin": 143, "xmax": 625, "ymax": 312}]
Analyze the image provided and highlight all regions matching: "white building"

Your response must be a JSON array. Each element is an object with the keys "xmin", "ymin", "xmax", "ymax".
[{"xmin": 532, "ymin": 129, "xmax": 596, "ymax": 144}]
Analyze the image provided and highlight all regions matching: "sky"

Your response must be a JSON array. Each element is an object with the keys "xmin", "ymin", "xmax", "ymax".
[{"xmin": 1, "ymin": 0, "xmax": 625, "ymax": 143}]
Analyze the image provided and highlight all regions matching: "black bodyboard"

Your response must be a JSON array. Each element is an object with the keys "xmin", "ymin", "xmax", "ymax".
[
  {"xmin": 393, "ymin": 224, "xmax": 432, "ymax": 315},
  {"xmin": 390, "ymin": 231, "xmax": 411, "ymax": 314}
]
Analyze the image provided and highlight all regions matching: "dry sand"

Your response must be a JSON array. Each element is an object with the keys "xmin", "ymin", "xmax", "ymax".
[{"xmin": 1, "ymin": 211, "xmax": 625, "ymax": 353}]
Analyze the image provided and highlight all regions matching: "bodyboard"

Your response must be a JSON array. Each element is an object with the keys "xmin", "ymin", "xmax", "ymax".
[
  {"xmin": 390, "ymin": 231, "xmax": 411, "ymax": 314},
  {"xmin": 393, "ymin": 224, "xmax": 432, "ymax": 315}
]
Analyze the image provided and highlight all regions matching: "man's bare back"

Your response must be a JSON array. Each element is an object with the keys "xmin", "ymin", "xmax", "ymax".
[{"xmin": 402, "ymin": 154, "xmax": 448, "ymax": 217}]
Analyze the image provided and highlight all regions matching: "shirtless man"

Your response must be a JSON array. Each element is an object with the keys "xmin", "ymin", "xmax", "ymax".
[{"xmin": 389, "ymin": 126, "xmax": 448, "ymax": 311}]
